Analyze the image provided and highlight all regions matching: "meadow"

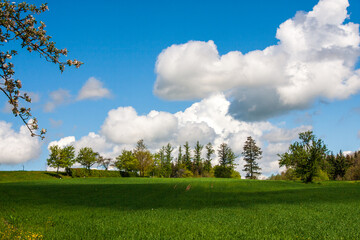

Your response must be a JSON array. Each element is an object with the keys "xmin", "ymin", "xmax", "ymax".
[{"xmin": 0, "ymin": 172, "xmax": 360, "ymax": 239}]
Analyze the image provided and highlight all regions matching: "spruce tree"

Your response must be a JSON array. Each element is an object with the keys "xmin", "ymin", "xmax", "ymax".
[
  {"xmin": 193, "ymin": 141, "xmax": 204, "ymax": 176},
  {"xmin": 242, "ymin": 136, "xmax": 262, "ymax": 179},
  {"xmin": 204, "ymin": 142, "xmax": 215, "ymax": 173}
]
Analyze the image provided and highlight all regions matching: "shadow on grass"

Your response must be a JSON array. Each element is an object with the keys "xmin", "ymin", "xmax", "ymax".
[{"xmin": 1, "ymin": 180, "xmax": 360, "ymax": 211}]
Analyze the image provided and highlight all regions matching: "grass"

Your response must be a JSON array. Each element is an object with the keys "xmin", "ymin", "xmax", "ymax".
[{"xmin": 0, "ymin": 173, "xmax": 360, "ymax": 239}]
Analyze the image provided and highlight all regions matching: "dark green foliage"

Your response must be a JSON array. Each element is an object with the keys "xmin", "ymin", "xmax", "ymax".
[
  {"xmin": 183, "ymin": 142, "xmax": 192, "ymax": 171},
  {"xmin": 214, "ymin": 165, "xmax": 232, "ymax": 178},
  {"xmin": 344, "ymin": 151, "xmax": 360, "ymax": 180},
  {"xmin": 279, "ymin": 131, "xmax": 328, "ymax": 183},
  {"xmin": 327, "ymin": 151, "xmax": 351, "ymax": 180},
  {"xmin": 242, "ymin": 136, "xmax": 262, "ymax": 179},
  {"xmin": 161, "ymin": 143, "xmax": 173, "ymax": 177},
  {"xmin": 193, "ymin": 141, "xmax": 203, "ymax": 176},
  {"xmin": 217, "ymin": 143, "xmax": 236, "ymax": 168},
  {"xmin": 204, "ymin": 142, "xmax": 215, "ymax": 173}
]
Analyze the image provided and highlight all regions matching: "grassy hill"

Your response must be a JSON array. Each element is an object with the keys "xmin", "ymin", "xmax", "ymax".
[
  {"xmin": 0, "ymin": 171, "xmax": 68, "ymax": 183},
  {"xmin": 0, "ymin": 174, "xmax": 359, "ymax": 239}
]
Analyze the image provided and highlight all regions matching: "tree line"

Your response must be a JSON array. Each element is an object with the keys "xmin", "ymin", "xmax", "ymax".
[
  {"xmin": 271, "ymin": 130, "xmax": 360, "ymax": 182},
  {"xmin": 47, "ymin": 137, "xmax": 263, "ymax": 179}
]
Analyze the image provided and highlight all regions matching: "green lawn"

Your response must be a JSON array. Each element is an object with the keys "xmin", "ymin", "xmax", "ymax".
[{"xmin": 0, "ymin": 174, "xmax": 359, "ymax": 239}]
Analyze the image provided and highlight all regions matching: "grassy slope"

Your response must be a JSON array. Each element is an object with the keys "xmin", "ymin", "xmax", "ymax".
[
  {"xmin": 0, "ymin": 171, "xmax": 68, "ymax": 183},
  {"xmin": 0, "ymin": 175, "xmax": 360, "ymax": 239}
]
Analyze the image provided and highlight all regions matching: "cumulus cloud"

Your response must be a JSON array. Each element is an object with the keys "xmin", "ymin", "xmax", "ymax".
[
  {"xmin": 0, "ymin": 121, "xmax": 42, "ymax": 164},
  {"xmin": 154, "ymin": 0, "xmax": 360, "ymax": 121},
  {"xmin": 44, "ymin": 89, "xmax": 72, "ymax": 112},
  {"xmin": 48, "ymin": 136, "xmax": 75, "ymax": 149},
  {"xmin": 77, "ymin": 77, "xmax": 111, "ymax": 100},
  {"xmin": 46, "ymin": 94, "xmax": 307, "ymax": 175},
  {"xmin": 101, "ymin": 107, "xmax": 178, "ymax": 145}
]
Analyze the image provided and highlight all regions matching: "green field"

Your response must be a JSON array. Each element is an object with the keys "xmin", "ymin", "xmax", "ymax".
[{"xmin": 0, "ymin": 173, "xmax": 360, "ymax": 239}]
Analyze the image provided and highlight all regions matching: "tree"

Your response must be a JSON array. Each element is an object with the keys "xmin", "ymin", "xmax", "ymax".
[
  {"xmin": 97, "ymin": 155, "xmax": 112, "ymax": 171},
  {"xmin": 242, "ymin": 136, "xmax": 262, "ymax": 179},
  {"xmin": 133, "ymin": 139, "xmax": 153, "ymax": 177},
  {"xmin": 115, "ymin": 150, "xmax": 138, "ymax": 174},
  {"xmin": 76, "ymin": 147, "xmax": 98, "ymax": 171},
  {"xmin": 327, "ymin": 150, "xmax": 351, "ymax": 180},
  {"xmin": 162, "ymin": 143, "xmax": 174, "ymax": 177},
  {"xmin": 0, "ymin": 1, "xmax": 82, "ymax": 138},
  {"xmin": 193, "ymin": 141, "xmax": 203, "ymax": 176},
  {"xmin": 278, "ymin": 131, "xmax": 328, "ymax": 183},
  {"xmin": 47, "ymin": 145, "xmax": 75, "ymax": 173},
  {"xmin": 214, "ymin": 143, "xmax": 237, "ymax": 178},
  {"xmin": 218, "ymin": 143, "xmax": 236, "ymax": 168},
  {"xmin": 204, "ymin": 142, "xmax": 214, "ymax": 173},
  {"xmin": 183, "ymin": 142, "xmax": 192, "ymax": 171}
]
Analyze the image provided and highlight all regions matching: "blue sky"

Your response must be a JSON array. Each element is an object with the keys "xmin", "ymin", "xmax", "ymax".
[{"xmin": 1, "ymin": 0, "xmax": 360, "ymax": 176}]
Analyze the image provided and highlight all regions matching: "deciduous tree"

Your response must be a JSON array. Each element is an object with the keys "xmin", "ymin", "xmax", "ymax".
[
  {"xmin": 47, "ymin": 145, "xmax": 75, "ymax": 173},
  {"xmin": 0, "ymin": 1, "xmax": 82, "ymax": 138},
  {"xmin": 76, "ymin": 147, "xmax": 98, "ymax": 171},
  {"xmin": 115, "ymin": 150, "xmax": 138, "ymax": 173},
  {"xmin": 133, "ymin": 139, "xmax": 153, "ymax": 177},
  {"xmin": 278, "ymin": 131, "xmax": 328, "ymax": 183}
]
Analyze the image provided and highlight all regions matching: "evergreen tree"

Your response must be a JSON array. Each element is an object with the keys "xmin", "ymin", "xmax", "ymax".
[
  {"xmin": 204, "ymin": 142, "xmax": 215, "ymax": 173},
  {"xmin": 177, "ymin": 145, "xmax": 183, "ymax": 167},
  {"xmin": 217, "ymin": 143, "xmax": 236, "ymax": 168},
  {"xmin": 183, "ymin": 142, "xmax": 192, "ymax": 171},
  {"xmin": 242, "ymin": 136, "xmax": 262, "ymax": 179},
  {"xmin": 162, "ymin": 143, "xmax": 174, "ymax": 177},
  {"xmin": 193, "ymin": 141, "xmax": 204, "ymax": 176}
]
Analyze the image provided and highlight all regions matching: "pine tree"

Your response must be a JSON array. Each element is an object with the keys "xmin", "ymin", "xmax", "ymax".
[
  {"xmin": 204, "ymin": 142, "xmax": 215, "ymax": 173},
  {"xmin": 242, "ymin": 136, "xmax": 262, "ymax": 179},
  {"xmin": 183, "ymin": 142, "xmax": 192, "ymax": 171},
  {"xmin": 193, "ymin": 141, "xmax": 203, "ymax": 176}
]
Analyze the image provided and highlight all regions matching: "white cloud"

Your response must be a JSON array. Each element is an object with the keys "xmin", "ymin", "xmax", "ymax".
[
  {"xmin": 154, "ymin": 0, "xmax": 360, "ymax": 121},
  {"xmin": 77, "ymin": 77, "xmax": 111, "ymax": 100},
  {"xmin": 48, "ymin": 136, "xmax": 76, "ymax": 149},
  {"xmin": 357, "ymin": 130, "xmax": 360, "ymax": 139},
  {"xmin": 44, "ymin": 89, "xmax": 71, "ymax": 112},
  {"xmin": 0, "ymin": 121, "xmax": 42, "ymax": 164},
  {"xmin": 101, "ymin": 107, "xmax": 178, "ymax": 145},
  {"xmin": 262, "ymin": 125, "xmax": 312, "ymax": 144}
]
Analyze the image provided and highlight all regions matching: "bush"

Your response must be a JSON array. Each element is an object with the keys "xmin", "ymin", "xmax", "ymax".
[
  {"xmin": 214, "ymin": 166, "xmax": 232, "ymax": 178},
  {"xmin": 119, "ymin": 171, "xmax": 139, "ymax": 177},
  {"xmin": 69, "ymin": 169, "xmax": 122, "ymax": 178},
  {"xmin": 313, "ymin": 169, "xmax": 329, "ymax": 181},
  {"xmin": 231, "ymin": 170, "xmax": 241, "ymax": 179}
]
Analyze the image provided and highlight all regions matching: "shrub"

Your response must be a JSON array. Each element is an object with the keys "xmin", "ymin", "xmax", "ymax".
[
  {"xmin": 214, "ymin": 166, "xmax": 232, "ymax": 178},
  {"xmin": 69, "ymin": 169, "xmax": 122, "ymax": 178},
  {"xmin": 313, "ymin": 169, "xmax": 329, "ymax": 181},
  {"xmin": 231, "ymin": 170, "xmax": 241, "ymax": 179}
]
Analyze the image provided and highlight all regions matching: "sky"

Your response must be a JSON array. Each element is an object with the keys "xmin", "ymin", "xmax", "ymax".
[{"xmin": 1, "ymin": 0, "xmax": 360, "ymax": 177}]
